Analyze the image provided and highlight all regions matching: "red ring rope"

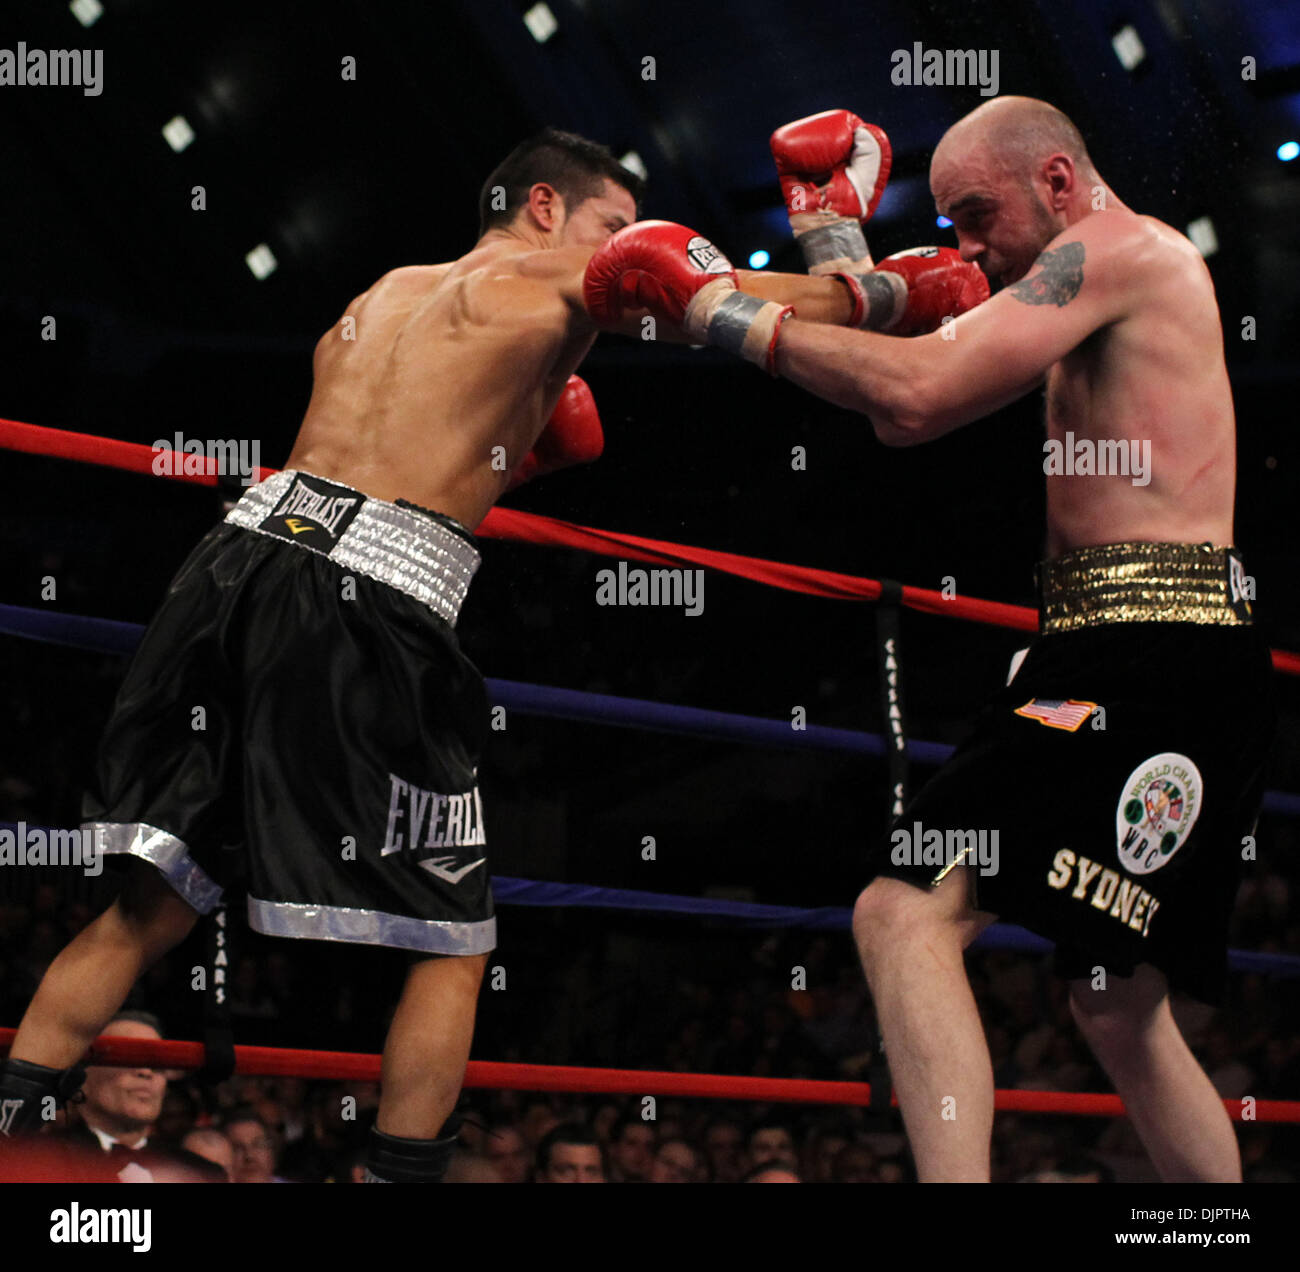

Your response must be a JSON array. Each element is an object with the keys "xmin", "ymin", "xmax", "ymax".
[
  {"xmin": 3, "ymin": 414, "xmax": 1296, "ymax": 673},
  {"xmin": 2, "ymin": 1029, "xmax": 1295, "ymax": 1122}
]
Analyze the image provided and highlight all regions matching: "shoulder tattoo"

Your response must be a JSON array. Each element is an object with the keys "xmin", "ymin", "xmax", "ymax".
[{"xmin": 1008, "ymin": 241, "xmax": 1085, "ymax": 307}]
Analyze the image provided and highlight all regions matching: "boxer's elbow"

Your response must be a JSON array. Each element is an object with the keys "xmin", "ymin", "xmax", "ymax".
[{"xmin": 865, "ymin": 375, "xmax": 937, "ymax": 447}]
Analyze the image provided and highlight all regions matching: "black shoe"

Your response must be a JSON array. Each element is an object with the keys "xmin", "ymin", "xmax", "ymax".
[{"xmin": 0, "ymin": 1058, "xmax": 87, "ymax": 1137}]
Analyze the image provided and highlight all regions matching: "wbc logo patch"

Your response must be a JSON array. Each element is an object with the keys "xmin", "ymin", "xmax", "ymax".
[{"xmin": 1115, "ymin": 752, "xmax": 1203, "ymax": 876}]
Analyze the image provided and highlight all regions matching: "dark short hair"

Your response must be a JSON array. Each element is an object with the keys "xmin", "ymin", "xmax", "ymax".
[
  {"xmin": 608, "ymin": 1113, "xmax": 655, "ymax": 1145},
  {"xmin": 222, "ymin": 1105, "xmax": 267, "ymax": 1133},
  {"xmin": 478, "ymin": 127, "xmax": 645, "ymax": 235},
  {"xmin": 536, "ymin": 1122, "xmax": 605, "ymax": 1176},
  {"xmin": 741, "ymin": 1160, "xmax": 801, "ymax": 1182},
  {"xmin": 703, "ymin": 1115, "xmax": 743, "ymax": 1139},
  {"xmin": 747, "ymin": 1119, "xmax": 793, "ymax": 1145},
  {"xmin": 109, "ymin": 1009, "xmax": 164, "ymax": 1038}
]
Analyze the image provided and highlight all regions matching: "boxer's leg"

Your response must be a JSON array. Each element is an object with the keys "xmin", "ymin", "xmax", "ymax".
[
  {"xmin": 853, "ymin": 867, "xmax": 997, "ymax": 1182},
  {"xmin": 1069, "ymin": 965, "xmax": 1241, "ymax": 1182},
  {"xmin": 377, "ymin": 952, "xmax": 488, "ymax": 1139},
  {"xmin": 1, "ymin": 863, "xmax": 197, "ymax": 1136},
  {"xmin": 10, "ymin": 861, "xmax": 198, "ymax": 1069}
]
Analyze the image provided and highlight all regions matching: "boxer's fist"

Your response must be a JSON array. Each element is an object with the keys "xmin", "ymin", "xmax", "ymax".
[
  {"xmin": 771, "ymin": 110, "xmax": 892, "ymax": 223},
  {"xmin": 874, "ymin": 246, "xmax": 989, "ymax": 335},
  {"xmin": 770, "ymin": 110, "xmax": 892, "ymax": 274},
  {"xmin": 835, "ymin": 247, "xmax": 989, "ymax": 334},
  {"xmin": 583, "ymin": 221, "xmax": 792, "ymax": 372},
  {"xmin": 507, "ymin": 376, "xmax": 603, "ymax": 490},
  {"xmin": 583, "ymin": 220, "xmax": 737, "ymax": 329}
]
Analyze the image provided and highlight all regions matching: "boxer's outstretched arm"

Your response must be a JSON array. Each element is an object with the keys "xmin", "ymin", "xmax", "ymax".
[
  {"xmin": 736, "ymin": 270, "xmax": 854, "ymax": 325},
  {"xmin": 557, "ymin": 241, "xmax": 855, "ymax": 337},
  {"xmin": 594, "ymin": 269, "xmax": 853, "ymax": 339},
  {"xmin": 775, "ymin": 222, "xmax": 1133, "ymax": 444},
  {"xmin": 614, "ymin": 270, "xmax": 852, "ymax": 340}
]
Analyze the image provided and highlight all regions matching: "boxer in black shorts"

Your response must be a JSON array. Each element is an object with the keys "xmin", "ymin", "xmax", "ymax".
[
  {"xmin": 82, "ymin": 471, "xmax": 494, "ymax": 957},
  {"xmin": 0, "ymin": 129, "xmax": 862, "ymax": 1179},
  {"xmin": 588, "ymin": 96, "xmax": 1279, "ymax": 1182},
  {"xmin": 0, "ymin": 130, "xmax": 652, "ymax": 1181},
  {"xmin": 766, "ymin": 100, "xmax": 1279, "ymax": 1183},
  {"xmin": 872, "ymin": 543, "xmax": 1274, "ymax": 1008}
]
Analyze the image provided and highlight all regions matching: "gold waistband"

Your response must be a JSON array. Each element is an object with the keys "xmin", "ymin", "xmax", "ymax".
[{"xmin": 1038, "ymin": 542, "xmax": 1252, "ymax": 634}]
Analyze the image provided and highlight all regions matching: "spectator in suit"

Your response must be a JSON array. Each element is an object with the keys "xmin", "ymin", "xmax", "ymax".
[{"xmin": 59, "ymin": 1011, "xmax": 222, "ymax": 1182}]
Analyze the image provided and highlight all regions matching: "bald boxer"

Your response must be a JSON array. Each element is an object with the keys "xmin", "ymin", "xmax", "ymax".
[
  {"xmin": 585, "ymin": 97, "xmax": 1274, "ymax": 1183},
  {"xmin": 0, "ymin": 125, "xmax": 978, "ymax": 1182}
]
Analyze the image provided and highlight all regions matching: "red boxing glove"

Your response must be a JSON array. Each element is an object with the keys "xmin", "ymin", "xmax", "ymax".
[
  {"xmin": 836, "ymin": 246, "xmax": 989, "ymax": 335},
  {"xmin": 507, "ymin": 375, "xmax": 603, "ymax": 490},
  {"xmin": 770, "ymin": 110, "xmax": 892, "ymax": 274},
  {"xmin": 584, "ymin": 220, "xmax": 792, "ymax": 372}
]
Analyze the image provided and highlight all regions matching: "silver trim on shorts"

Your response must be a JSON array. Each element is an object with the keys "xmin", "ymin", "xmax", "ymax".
[
  {"xmin": 246, "ymin": 897, "xmax": 496, "ymax": 955},
  {"xmin": 224, "ymin": 470, "xmax": 481, "ymax": 627},
  {"xmin": 82, "ymin": 820, "xmax": 223, "ymax": 913}
]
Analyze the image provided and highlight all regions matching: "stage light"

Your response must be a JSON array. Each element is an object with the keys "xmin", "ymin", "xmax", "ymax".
[
  {"xmin": 70, "ymin": 0, "xmax": 103, "ymax": 28},
  {"xmin": 1112, "ymin": 25, "xmax": 1145, "ymax": 71},
  {"xmin": 619, "ymin": 150, "xmax": 648, "ymax": 180},
  {"xmin": 523, "ymin": 3, "xmax": 558, "ymax": 43},
  {"xmin": 1186, "ymin": 216, "xmax": 1218, "ymax": 258},
  {"xmin": 748, "ymin": 250, "xmax": 770, "ymax": 269},
  {"xmin": 1277, "ymin": 141, "xmax": 1299, "ymax": 162},
  {"xmin": 245, "ymin": 244, "xmax": 278, "ymax": 280},
  {"xmin": 162, "ymin": 116, "xmax": 195, "ymax": 153}
]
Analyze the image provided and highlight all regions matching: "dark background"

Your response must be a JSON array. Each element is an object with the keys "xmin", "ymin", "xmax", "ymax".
[
  {"xmin": 0, "ymin": 0, "xmax": 1297, "ymax": 1176},
  {"xmin": 0, "ymin": 0, "xmax": 1295, "ymax": 887}
]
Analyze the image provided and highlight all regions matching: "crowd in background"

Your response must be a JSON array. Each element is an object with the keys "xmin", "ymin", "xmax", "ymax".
[
  {"xmin": 3, "ymin": 618, "xmax": 1298, "ymax": 1183},
  {"xmin": 2, "ymin": 836, "xmax": 1297, "ymax": 1182}
]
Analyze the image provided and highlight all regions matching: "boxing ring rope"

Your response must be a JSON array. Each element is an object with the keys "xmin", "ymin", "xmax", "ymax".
[
  {"xmin": 9, "ymin": 602, "xmax": 1300, "ymax": 823},
  {"xmin": 3, "ymin": 414, "xmax": 1298, "ymax": 673},
  {"xmin": 5, "ymin": 414, "xmax": 1300, "ymax": 1125},
  {"xmin": 5, "ymin": 809, "xmax": 1299, "ymax": 976},
  {"xmin": 4, "ymin": 593, "xmax": 1300, "ymax": 975},
  {"xmin": 1, "ymin": 1028, "xmax": 1296, "ymax": 1122}
]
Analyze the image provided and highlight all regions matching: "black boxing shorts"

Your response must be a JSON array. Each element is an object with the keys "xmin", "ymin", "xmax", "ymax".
[
  {"xmin": 82, "ymin": 470, "xmax": 496, "ymax": 956},
  {"xmin": 863, "ymin": 543, "xmax": 1275, "ymax": 1004}
]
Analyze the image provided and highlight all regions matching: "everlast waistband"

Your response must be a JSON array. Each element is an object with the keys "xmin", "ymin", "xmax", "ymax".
[
  {"xmin": 1037, "ymin": 542, "xmax": 1253, "ymax": 634},
  {"xmin": 225, "ymin": 470, "xmax": 481, "ymax": 627}
]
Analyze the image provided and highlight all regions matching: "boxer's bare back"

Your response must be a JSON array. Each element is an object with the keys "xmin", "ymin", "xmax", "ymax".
[{"xmin": 286, "ymin": 181, "xmax": 637, "ymax": 530}]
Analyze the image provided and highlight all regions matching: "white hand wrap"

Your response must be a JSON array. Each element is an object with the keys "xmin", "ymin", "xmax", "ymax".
[{"xmin": 683, "ymin": 278, "xmax": 793, "ymax": 372}]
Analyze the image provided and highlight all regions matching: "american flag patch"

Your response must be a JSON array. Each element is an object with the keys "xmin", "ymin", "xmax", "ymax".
[{"xmin": 1014, "ymin": 698, "xmax": 1097, "ymax": 732}]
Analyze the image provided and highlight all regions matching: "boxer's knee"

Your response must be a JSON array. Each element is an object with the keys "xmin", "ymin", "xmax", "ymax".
[
  {"xmin": 854, "ymin": 872, "xmax": 986, "ymax": 975},
  {"xmin": 853, "ymin": 877, "xmax": 930, "ymax": 964},
  {"xmin": 1069, "ymin": 964, "xmax": 1168, "ymax": 1054}
]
